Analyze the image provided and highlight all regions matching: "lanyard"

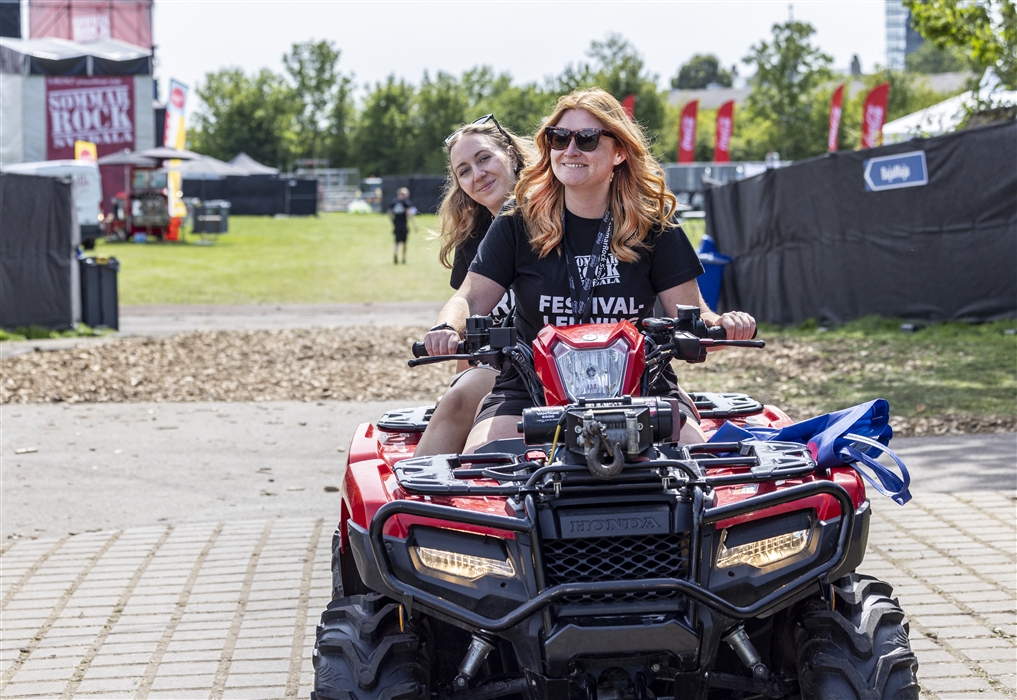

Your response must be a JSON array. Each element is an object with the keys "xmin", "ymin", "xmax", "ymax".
[{"xmin": 562, "ymin": 209, "xmax": 613, "ymax": 324}]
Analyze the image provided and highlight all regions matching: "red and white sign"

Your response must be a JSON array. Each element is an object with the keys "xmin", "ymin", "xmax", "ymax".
[
  {"xmin": 677, "ymin": 100, "xmax": 698, "ymax": 163},
  {"xmin": 29, "ymin": 0, "xmax": 153, "ymax": 48},
  {"xmin": 713, "ymin": 100, "xmax": 735, "ymax": 163},
  {"xmin": 828, "ymin": 84, "xmax": 845, "ymax": 152},
  {"xmin": 861, "ymin": 83, "xmax": 890, "ymax": 150},
  {"xmin": 163, "ymin": 78, "xmax": 189, "ymax": 148},
  {"xmin": 46, "ymin": 76, "xmax": 135, "ymax": 160}
]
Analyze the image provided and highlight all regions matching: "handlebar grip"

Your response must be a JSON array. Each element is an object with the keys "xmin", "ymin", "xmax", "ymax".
[
  {"xmin": 411, "ymin": 341, "xmax": 428, "ymax": 358},
  {"xmin": 708, "ymin": 325, "xmax": 727, "ymax": 340}
]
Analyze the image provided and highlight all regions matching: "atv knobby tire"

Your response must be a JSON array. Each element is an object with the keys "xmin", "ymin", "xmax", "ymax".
[
  {"xmin": 795, "ymin": 573, "xmax": 920, "ymax": 700},
  {"xmin": 313, "ymin": 593, "xmax": 429, "ymax": 700}
]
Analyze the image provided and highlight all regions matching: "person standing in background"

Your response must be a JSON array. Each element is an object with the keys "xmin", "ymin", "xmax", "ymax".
[{"xmin": 388, "ymin": 187, "xmax": 417, "ymax": 264}]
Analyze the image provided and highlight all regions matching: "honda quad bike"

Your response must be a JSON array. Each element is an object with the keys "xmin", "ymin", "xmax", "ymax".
[{"xmin": 313, "ymin": 306, "xmax": 919, "ymax": 700}]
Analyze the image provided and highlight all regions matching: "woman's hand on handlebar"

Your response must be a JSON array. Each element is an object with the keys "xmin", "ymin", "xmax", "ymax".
[
  {"xmin": 424, "ymin": 328, "xmax": 461, "ymax": 356},
  {"xmin": 710, "ymin": 311, "xmax": 757, "ymax": 343}
]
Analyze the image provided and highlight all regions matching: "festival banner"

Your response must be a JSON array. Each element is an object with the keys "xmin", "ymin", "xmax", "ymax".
[
  {"xmin": 677, "ymin": 100, "xmax": 698, "ymax": 163},
  {"xmin": 828, "ymin": 84, "xmax": 845, "ymax": 152},
  {"xmin": 861, "ymin": 83, "xmax": 890, "ymax": 150},
  {"xmin": 46, "ymin": 76, "xmax": 135, "ymax": 160},
  {"xmin": 621, "ymin": 94, "xmax": 636, "ymax": 120},
  {"xmin": 164, "ymin": 79, "xmax": 189, "ymax": 221},
  {"xmin": 29, "ymin": 0, "xmax": 153, "ymax": 48},
  {"xmin": 713, "ymin": 100, "xmax": 735, "ymax": 163}
]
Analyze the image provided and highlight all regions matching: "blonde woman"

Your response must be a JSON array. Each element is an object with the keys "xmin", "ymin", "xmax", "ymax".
[
  {"xmin": 423, "ymin": 88, "xmax": 755, "ymax": 452},
  {"xmin": 413, "ymin": 115, "xmax": 532, "ymax": 457}
]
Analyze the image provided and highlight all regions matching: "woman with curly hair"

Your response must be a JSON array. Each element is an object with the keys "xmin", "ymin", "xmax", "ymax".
[
  {"xmin": 413, "ymin": 115, "xmax": 533, "ymax": 457},
  {"xmin": 423, "ymin": 88, "xmax": 755, "ymax": 451}
]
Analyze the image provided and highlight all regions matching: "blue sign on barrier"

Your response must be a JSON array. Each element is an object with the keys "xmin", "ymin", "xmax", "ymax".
[{"xmin": 864, "ymin": 150, "xmax": 929, "ymax": 192}]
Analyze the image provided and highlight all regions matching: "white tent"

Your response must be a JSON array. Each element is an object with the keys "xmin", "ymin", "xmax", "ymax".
[
  {"xmin": 229, "ymin": 152, "xmax": 279, "ymax": 175},
  {"xmin": 884, "ymin": 70, "xmax": 1017, "ymax": 144}
]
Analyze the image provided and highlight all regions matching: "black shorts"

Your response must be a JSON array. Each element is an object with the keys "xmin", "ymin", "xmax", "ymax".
[{"xmin": 394, "ymin": 229, "xmax": 408, "ymax": 243}]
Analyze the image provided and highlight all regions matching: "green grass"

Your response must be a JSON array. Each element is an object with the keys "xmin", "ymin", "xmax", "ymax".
[
  {"xmin": 97, "ymin": 213, "xmax": 454, "ymax": 305},
  {"xmin": 764, "ymin": 318, "xmax": 1017, "ymax": 419},
  {"xmin": 99, "ymin": 213, "xmax": 706, "ymax": 307},
  {"xmin": 0, "ymin": 324, "xmax": 110, "ymax": 342}
]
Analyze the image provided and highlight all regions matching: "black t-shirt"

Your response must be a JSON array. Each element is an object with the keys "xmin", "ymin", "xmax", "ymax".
[
  {"xmin": 452, "ymin": 216, "xmax": 513, "ymax": 322},
  {"xmin": 469, "ymin": 208, "xmax": 704, "ymax": 347},
  {"xmin": 389, "ymin": 197, "xmax": 414, "ymax": 232}
]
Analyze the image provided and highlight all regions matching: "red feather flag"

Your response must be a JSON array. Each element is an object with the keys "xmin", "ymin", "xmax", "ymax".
[{"xmin": 677, "ymin": 100, "xmax": 698, "ymax": 163}]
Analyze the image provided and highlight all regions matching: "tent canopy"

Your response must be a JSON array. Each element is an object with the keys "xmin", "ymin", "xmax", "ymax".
[
  {"xmin": 884, "ymin": 70, "xmax": 1017, "ymax": 143},
  {"xmin": 0, "ymin": 36, "xmax": 151, "ymax": 75},
  {"xmin": 229, "ymin": 152, "xmax": 279, "ymax": 175},
  {"xmin": 171, "ymin": 155, "xmax": 248, "ymax": 179}
]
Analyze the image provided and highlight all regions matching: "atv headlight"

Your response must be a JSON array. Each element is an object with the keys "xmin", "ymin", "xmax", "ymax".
[
  {"xmin": 412, "ymin": 546, "xmax": 516, "ymax": 581},
  {"xmin": 716, "ymin": 528, "xmax": 811, "ymax": 569},
  {"xmin": 553, "ymin": 338, "xmax": 629, "ymax": 401}
]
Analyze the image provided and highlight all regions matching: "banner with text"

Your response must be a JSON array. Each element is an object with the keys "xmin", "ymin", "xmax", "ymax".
[
  {"xmin": 828, "ymin": 84, "xmax": 844, "ymax": 152},
  {"xmin": 677, "ymin": 100, "xmax": 698, "ymax": 163},
  {"xmin": 46, "ymin": 76, "xmax": 135, "ymax": 160},
  {"xmin": 860, "ymin": 83, "xmax": 890, "ymax": 150},
  {"xmin": 29, "ymin": 0, "xmax": 153, "ymax": 47},
  {"xmin": 714, "ymin": 100, "xmax": 735, "ymax": 163}
]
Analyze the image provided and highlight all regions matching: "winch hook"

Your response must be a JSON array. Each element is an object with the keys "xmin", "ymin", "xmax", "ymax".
[{"xmin": 581, "ymin": 411, "xmax": 625, "ymax": 479}]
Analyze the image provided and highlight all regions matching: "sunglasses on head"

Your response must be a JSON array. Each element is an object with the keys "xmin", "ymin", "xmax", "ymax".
[
  {"xmin": 544, "ymin": 126, "xmax": 615, "ymax": 152},
  {"xmin": 445, "ymin": 113, "xmax": 511, "ymax": 146}
]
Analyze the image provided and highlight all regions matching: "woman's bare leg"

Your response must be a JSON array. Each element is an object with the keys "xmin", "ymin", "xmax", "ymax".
[
  {"xmin": 463, "ymin": 414, "xmax": 523, "ymax": 454},
  {"xmin": 414, "ymin": 368, "xmax": 497, "ymax": 457}
]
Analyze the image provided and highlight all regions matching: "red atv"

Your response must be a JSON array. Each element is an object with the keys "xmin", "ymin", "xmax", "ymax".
[{"xmin": 313, "ymin": 306, "xmax": 919, "ymax": 700}]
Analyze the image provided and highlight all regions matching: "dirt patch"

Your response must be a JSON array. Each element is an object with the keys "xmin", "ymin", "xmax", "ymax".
[{"xmin": 2, "ymin": 327, "xmax": 1013, "ymax": 438}]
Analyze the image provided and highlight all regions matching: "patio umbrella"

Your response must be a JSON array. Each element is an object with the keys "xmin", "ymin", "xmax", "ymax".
[
  {"xmin": 136, "ymin": 146, "xmax": 202, "ymax": 161},
  {"xmin": 96, "ymin": 150, "xmax": 159, "ymax": 167}
]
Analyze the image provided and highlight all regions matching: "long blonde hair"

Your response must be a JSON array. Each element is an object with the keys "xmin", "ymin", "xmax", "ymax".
[
  {"xmin": 436, "ymin": 121, "xmax": 533, "ymax": 269},
  {"xmin": 514, "ymin": 88, "xmax": 677, "ymax": 263}
]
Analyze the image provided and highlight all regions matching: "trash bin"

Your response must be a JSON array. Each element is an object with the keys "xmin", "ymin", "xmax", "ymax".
[
  {"xmin": 193, "ymin": 200, "xmax": 230, "ymax": 234},
  {"xmin": 696, "ymin": 236, "xmax": 732, "ymax": 311},
  {"xmin": 79, "ymin": 256, "xmax": 119, "ymax": 330}
]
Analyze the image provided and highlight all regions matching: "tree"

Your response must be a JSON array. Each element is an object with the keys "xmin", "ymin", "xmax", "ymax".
[
  {"xmin": 905, "ymin": 0, "xmax": 1017, "ymax": 88},
  {"xmin": 905, "ymin": 40, "xmax": 970, "ymax": 73},
  {"xmin": 462, "ymin": 67, "xmax": 552, "ymax": 138},
  {"xmin": 586, "ymin": 33, "xmax": 667, "ymax": 136},
  {"xmin": 191, "ymin": 67, "xmax": 297, "ymax": 169},
  {"xmin": 741, "ymin": 20, "xmax": 834, "ymax": 160},
  {"xmin": 671, "ymin": 54, "xmax": 735, "ymax": 89},
  {"xmin": 351, "ymin": 77, "xmax": 419, "ymax": 176},
  {"xmin": 415, "ymin": 71, "xmax": 469, "ymax": 172},
  {"xmin": 322, "ymin": 76, "xmax": 355, "ymax": 168},
  {"xmin": 283, "ymin": 39, "xmax": 347, "ymax": 163}
]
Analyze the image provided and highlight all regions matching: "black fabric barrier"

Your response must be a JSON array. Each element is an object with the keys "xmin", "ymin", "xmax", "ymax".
[
  {"xmin": 705, "ymin": 121, "xmax": 1017, "ymax": 325},
  {"xmin": 382, "ymin": 175, "xmax": 447, "ymax": 214},
  {"xmin": 182, "ymin": 176, "xmax": 317, "ymax": 216},
  {"xmin": 0, "ymin": 173, "xmax": 77, "ymax": 329}
]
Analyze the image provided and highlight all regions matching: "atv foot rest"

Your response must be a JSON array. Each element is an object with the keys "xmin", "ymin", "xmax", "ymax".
[
  {"xmin": 689, "ymin": 392, "xmax": 764, "ymax": 419},
  {"xmin": 378, "ymin": 405, "xmax": 434, "ymax": 433}
]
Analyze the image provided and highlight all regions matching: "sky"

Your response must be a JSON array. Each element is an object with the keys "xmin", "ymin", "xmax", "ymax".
[{"xmin": 152, "ymin": 0, "xmax": 890, "ymax": 119}]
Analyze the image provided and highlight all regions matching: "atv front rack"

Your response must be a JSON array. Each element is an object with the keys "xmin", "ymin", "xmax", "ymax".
[
  {"xmin": 360, "ymin": 478, "xmax": 856, "ymax": 632},
  {"xmin": 391, "ymin": 440, "xmax": 818, "ymax": 497}
]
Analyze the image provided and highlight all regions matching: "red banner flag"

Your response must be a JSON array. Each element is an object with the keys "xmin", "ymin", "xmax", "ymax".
[
  {"xmin": 621, "ymin": 94, "xmax": 636, "ymax": 120},
  {"xmin": 677, "ymin": 100, "xmax": 698, "ymax": 163},
  {"xmin": 713, "ymin": 100, "xmax": 735, "ymax": 163},
  {"xmin": 828, "ymin": 84, "xmax": 844, "ymax": 152},
  {"xmin": 861, "ymin": 83, "xmax": 890, "ymax": 149}
]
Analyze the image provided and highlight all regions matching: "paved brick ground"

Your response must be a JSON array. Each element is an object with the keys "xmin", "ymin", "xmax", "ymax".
[{"xmin": 1, "ymin": 492, "xmax": 1014, "ymax": 699}]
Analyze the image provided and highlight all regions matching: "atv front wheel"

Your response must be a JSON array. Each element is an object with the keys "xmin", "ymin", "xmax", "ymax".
[
  {"xmin": 313, "ymin": 593, "xmax": 429, "ymax": 700},
  {"xmin": 795, "ymin": 573, "xmax": 920, "ymax": 700}
]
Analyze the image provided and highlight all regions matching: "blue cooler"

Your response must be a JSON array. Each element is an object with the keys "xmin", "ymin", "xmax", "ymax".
[{"xmin": 696, "ymin": 236, "xmax": 732, "ymax": 311}]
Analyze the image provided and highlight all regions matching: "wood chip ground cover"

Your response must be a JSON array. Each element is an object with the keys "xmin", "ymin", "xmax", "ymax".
[{"xmin": 2, "ymin": 327, "xmax": 1013, "ymax": 438}]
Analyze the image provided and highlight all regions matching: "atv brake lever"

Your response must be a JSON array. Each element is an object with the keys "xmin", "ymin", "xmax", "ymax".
[
  {"xmin": 408, "ymin": 354, "xmax": 477, "ymax": 368},
  {"xmin": 700, "ymin": 339, "xmax": 766, "ymax": 349}
]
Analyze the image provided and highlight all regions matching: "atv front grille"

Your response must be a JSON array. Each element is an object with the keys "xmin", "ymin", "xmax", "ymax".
[{"xmin": 542, "ymin": 533, "xmax": 691, "ymax": 608}]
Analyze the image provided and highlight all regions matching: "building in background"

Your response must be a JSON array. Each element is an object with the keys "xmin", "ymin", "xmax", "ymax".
[
  {"xmin": 886, "ymin": 0, "xmax": 924, "ymax": 70},
  {"xmin": 0, "ymin": 0, "xmax": 20, "ymax": 38}
]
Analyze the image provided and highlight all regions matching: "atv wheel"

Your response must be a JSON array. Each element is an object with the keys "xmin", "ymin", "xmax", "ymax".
[
  {"xmin": 795, "ymin": 573, "xmax": 920, "ymax": 700},
  {"xmin": 313, "ymin": 593, "xmax": 429, "ymax": 700}
]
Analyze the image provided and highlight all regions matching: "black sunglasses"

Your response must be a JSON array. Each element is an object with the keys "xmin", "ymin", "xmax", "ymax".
[
  {"xmin": 544, "ymin": 126, "xmax": 616, "ymax": 152},
  {"xmin": 445, "ymin": 113, "xmax": 511, "ymax": 146}
]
